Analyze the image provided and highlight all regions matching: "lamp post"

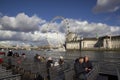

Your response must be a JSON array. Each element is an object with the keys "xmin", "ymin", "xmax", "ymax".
[{"xmin": 80, "ymin": 37, "xmax": 83, "ymax": 56}]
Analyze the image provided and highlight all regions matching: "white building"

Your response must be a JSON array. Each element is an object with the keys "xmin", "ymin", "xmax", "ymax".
[
  {"xmin": 65, "ymin": 32, "xmax": 120, "ymax": 50},
  {"xmin": 81, "ymin": 38, "xmax": 98, "ymax": 49},
  {"xmin": 102, "ymin": 35, "xmax": 120, "ymax": 49}
]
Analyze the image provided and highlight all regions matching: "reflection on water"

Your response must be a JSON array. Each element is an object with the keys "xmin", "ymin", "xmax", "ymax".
[{"xmin": 5, "ymin": 50, "xmax": 120, "ymax": 63}]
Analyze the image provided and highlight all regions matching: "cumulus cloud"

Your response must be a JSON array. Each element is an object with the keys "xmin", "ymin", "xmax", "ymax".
[
  {"xmin": 58, "ymin": 19, "xmax": 120, "ymax": 37},
  {"xmin": 0, "ymin": 30, "xmax": 65, "ymax": 46},
  {"xmin": 93, "ymin": 0, "xmax": 120, "ymax": 13},
  {"xmin": 0, "ymin": 13, "xmax": 120, "ymax": 46},
  {"xmin": 0, "ymin": 13, "xmax": 45, "ymax": 32},
  {"xmin": 40, "ymin": 22, "xmax": 60, "ymax": 33}
]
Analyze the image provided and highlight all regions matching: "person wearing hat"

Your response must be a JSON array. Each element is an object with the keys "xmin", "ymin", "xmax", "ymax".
[
  {"xmin": 7, "ymin": 50, "xmax": 13, "ymax": 56},
  {"xmin": 58, "ymin": 56, "xmax": 64, "ymax": 66}
]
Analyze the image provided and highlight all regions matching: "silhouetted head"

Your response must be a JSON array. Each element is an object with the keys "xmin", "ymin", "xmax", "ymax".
[
  {"xmin": 78, "ymin": 57, "xmax": 84, "ymax": 63},
  {"xmin": 84, "ymin": 56, "xmax": 89, "ymax": 62}
]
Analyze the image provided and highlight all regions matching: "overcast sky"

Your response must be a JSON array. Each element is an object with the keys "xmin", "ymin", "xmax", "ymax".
[{"xmin": 0, "ymin": 0, "xmax": 120, "ymax": 46}]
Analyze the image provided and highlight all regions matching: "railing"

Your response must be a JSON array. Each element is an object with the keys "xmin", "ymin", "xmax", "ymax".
[
  {"xmin": 49, "ymin": 64, "xmax": 69, "ymax": 80},
  {"xmin": 116, "ymin": 64, "xmax": 120, "ymax": 80},
  {"xmin": 86, "ymin": 64, "xmax": 99, "ymax": 80},
  {"xmin": 3, "ymin": 56, "xmax": 120, "ymax": 80},
  {"xmin": 64, "ymin": 68, "xmax": 75, "ymax": 80},
  {"xmin": 64, "ymin": 64, "xmax": 99, "ymax": 80},
  {"xmin": 0, "ymin": 74, "xmax": 21, "ymax": 80},
  {"xmin": 3, "ymin": 56, "xmax": 49, "ymax": 79},
  {"xmin": 0, "ymin": 64, "xmax": 21, "ymax": 80},
  {"xmin": 0, "ymin": 70, "xmax": 12, "ymax": 77},
  {"xmin": 99, "ymin": 61, "xmax": 119, "ymax": 76},
  {"xmin": 2, "ymin": 56, "xmax": 101, "ymax": 80},
  {"xmin": 116, "ymin": 68, "xmax": 120, "ymax": 80}
]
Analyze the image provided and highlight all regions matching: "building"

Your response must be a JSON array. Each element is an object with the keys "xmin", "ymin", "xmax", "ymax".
[
  {"xmin": 81, "ymin": 38, "xmax": 98, "ymax": 49},
  {"xmin": 65, "ymin": 32, "xmax": 120, "ymax": 50},
  {"xmin": 65, "ymin": 32, "xmax": 80, "ymax": 50},
  {"xmin": 102, "ymin": 35, "xmax": 120, "ymax": 49}
]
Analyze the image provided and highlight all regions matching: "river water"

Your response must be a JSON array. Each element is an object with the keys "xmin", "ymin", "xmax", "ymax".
[{"xmin": 5, "ymin": 50, "xmax": 120, "ymax": 63}]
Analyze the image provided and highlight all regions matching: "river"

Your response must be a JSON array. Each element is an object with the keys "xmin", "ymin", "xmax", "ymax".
[{"xmin": 4, "ymin": 50, "xmax": 120, "ymax": 63}]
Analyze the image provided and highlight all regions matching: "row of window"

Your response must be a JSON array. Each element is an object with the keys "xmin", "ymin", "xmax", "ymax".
[{"xmin": 66, "ymin": 43, "xmax": 80, "ymax": 49}]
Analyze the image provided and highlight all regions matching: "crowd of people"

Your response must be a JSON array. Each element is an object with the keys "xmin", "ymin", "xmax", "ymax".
[
  {"xmin": 33, "ymin": 53, "xmax": 65, "ymax": 67},
  {"xmin": 6, "ymin": 50, "xmax": 66, "ymax": 67},
  {"xmin": 6, "ymin": 50, "xmax": 93, "ymax": 80},
  {"xmin": 6, "ymin": 50, "xmax": 67, "ymax": 80}
]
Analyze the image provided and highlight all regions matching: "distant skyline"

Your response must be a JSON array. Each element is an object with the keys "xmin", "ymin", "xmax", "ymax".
[{"xmin": 0, "ymin": 0, "xmax": 120, "ymax": 46}]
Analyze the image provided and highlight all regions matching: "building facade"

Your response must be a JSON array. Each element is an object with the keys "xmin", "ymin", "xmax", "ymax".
[{"xmin": 65, "ymin": 32, "xmax": 120, "ymax": 50}]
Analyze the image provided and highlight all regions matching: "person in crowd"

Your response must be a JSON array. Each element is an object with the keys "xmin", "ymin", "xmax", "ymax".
[
  {"xmin": 16, "ymin": 53, "xmax": 20, "ymax": 57},
  {"xmin": 20, "ymin": 53, "xmax": 27, "ymax": 61},
  {"xmin": 36, "ymin": 73, "xmax": 44, "ymax": 80},
  {"xmin": 83, "ymin": 56, "xmax": 93, "ymax": 73},
  {"xmin": 22, "ymin": 53, "xmax": 26, "ymax": 58},
  {"xmin": 13, "ymin": 52, "xmax": 19, "ymax": 57},
  {"xmin": 16, "ymin": 53, "xmax": 27, "ymax": 65},
  {"xmin": 34, "ymin": 54, "xmax": 45, "ymax": 63},
  {"xmin": 37, "ymin": 55, "xmax": 42, "ymax": 63},
  {"xmin": 46, "ymin": 57, "xmax": 54, "ymax": 68},
  {"xmin": 46, "ymin": 57, "xmax": 54, "ymax": 80},
  {"xmin": 12, "ymin": 53, "xmax": 16, "ymax": 57},
  {"xmin": 43, "ymin": 54, "xmax": 47, "ymax": 59},
  {"xmin": 7, "ymin": 58, "xmax": 12, "ymax": 69},
  {"xmin": 54, "ymin": 61, "xmax": 59, "ymax": 66},
  {"xmin": 58, "ymin": 56, "xmax": 64, "ymax": 66},
  {"xmin": 39, "ymin": 55, "xmax": 46, "ymax": 62},
  {"xmin": 7, "ymin": 50, "xmax": 13, "ymax": 56},
  {"xmin": 74, "ymin": 57, "xmax": 87, "ymax": 80},
  {"xmin": 34, "ymin": 54, "xmax": 39, "ymax": 62}
]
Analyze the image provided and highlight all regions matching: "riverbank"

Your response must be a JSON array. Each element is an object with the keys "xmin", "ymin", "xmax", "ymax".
[{"xmin": 66, "ymin": 48, "xmax": 120, "ymax": 51}]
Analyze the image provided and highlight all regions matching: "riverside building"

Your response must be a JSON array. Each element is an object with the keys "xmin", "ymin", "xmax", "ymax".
[{"xmin": 65, "ymin": 32, "xmax": 120, "ymax": 50}]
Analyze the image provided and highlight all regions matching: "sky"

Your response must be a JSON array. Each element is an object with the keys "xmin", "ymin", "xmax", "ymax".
[{"xmin": 0, "ymin": 0, "xmax": 120, "ymax": 46}]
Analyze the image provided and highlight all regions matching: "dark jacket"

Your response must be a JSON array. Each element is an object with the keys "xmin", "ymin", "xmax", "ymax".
[
  {"xmin": 74, "ymin": 61, "xmax": 86, "ymax": 77},
  {"xmin": 83, "ymin": 60, "xmax": 93, "ymax": 74},
  {"xmin": 46, "ymin": 60, "xmax": 53, "ymax": 68},
  {"xmin": 83, "ymin": 61, "xmax": 92, "ymax": 69},
  {"xmin": 7, "ymin": 51, "xmax": 13, "ymax": 56}
]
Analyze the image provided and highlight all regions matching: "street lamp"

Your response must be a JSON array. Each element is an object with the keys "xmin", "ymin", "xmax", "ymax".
[{"xmin": 80, "ymin": 37, "xmax": 83, "ymax": 56}]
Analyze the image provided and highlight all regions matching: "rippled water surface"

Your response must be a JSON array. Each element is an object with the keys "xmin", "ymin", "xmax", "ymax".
[{"xmin": 5, "ymin": 50, "xmax": 120, "ymax": 63}]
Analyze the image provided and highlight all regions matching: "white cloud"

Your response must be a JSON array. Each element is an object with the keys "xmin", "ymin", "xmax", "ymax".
[
  {"xmin": 0, "ymin": 13, "xmax": 120, "ymax": 46},
  {"xmin": 40, "ymin": 22, "xmax": 60, "ymax": 33},
  {"xmin": 93, "ymin": 0, "xmax": 120, "ymax": 13},
  {"xmin": 0, "ymin": 30, "xmax": 65, "ymax": 46},
  {"xmin": 61, "ymin": 19, "xmax": 120, "ymax": 37},
  {"xmin": 0, "ymin": 13, "xmax": 45, "ymax": 32},
  {"xmin": 111, "ymin": 26, "xmax": 120, "ymax": 32}
]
